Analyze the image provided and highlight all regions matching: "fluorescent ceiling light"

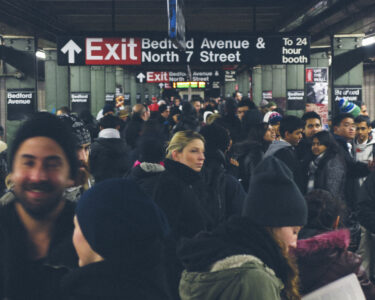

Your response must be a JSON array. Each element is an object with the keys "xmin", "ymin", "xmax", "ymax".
[
  {"xmin": 36, "ymin": 50, "xmax": 46, "ymax": 59},
  {"xmin": 362, "ymin": 36, "xmax": 375, "ymax": 46}
]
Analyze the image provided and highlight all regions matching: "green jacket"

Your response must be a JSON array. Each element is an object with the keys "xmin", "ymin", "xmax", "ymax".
[{"xmin": 179, "ymin": 254, "xmax": 284, "ymax": 300}]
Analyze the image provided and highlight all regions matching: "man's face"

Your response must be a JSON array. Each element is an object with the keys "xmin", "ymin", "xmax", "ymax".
[
  {"xmin": 141, "ymin": 109, "xmax": 150, "ymax": 121},
  {"xmin": 304, "ymin": 118, "xmax": 322, "ymax": 138},
  {"xmin": 161, "ymin": 109, "xmax": 170, "ymax": 119},
  {"xmin": 193, "ymin": 101, "xmax": 201, "ymax": 113},
  {"xmin": 361, "ymin": 105, "xmax": 369, "ymax": 116},
  {"xmin": 356, "ymin": 121, "xmax": 371, "ymax": 143},
  {"xmin": 334, "ymin": 117, "xmax": 356, "ymax": 141},
  {"xmin": 11, "ymin": 137, "xmax": 72, "ymax": 219},
  {"xmin": 284, "ymin": 128, "xmax": 303, "ymax": 146},
  {"xmin": 77, "ymin": 143, "xmax": 90, "ymax": 172},
  {"xmin": 237, "ymin": 106, "xmax": 249, "ymax": 121}
]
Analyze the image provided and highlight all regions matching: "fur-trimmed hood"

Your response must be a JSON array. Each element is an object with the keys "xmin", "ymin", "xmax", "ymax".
[{"xmin": 293, "ymin": 229, "xmax": 350, "ymax": 257}]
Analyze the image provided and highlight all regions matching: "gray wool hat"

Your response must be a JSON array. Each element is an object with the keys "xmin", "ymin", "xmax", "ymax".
[
  {"xmin": 242, "ymin": 156, "xmax": 307, "ymax": 227},
  {"xmin": 58, "ymin": 114, "xmax": 91, "ymax": 146}
]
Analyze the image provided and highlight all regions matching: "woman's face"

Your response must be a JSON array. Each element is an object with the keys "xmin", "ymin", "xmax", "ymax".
[
  {"xmin": 73, "ymin": 216, "xmax": 103, "ymax": 267},
  {"xmin": 173, "ymin": 139, "xmax": 205, "ymax": 172},
  {"xmin": 263, "ymin": 125, "xmax": 276, "ymax": 142},
  {"xmin": 273, "ymin": 226, "xmax": 301, "ymax": 249},
  {"xmin": 311, "ymin": 137, "xmax": 327, "ymax": 156}
]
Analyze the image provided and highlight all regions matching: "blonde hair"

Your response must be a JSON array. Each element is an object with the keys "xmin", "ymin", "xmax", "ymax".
[
  {"xmin": 266, "ymin": 227, "xmax": 301, "ymax": 300},
  {"xmin": 166, "ymin": 130, "xmax": 205, "ymax": 159}
]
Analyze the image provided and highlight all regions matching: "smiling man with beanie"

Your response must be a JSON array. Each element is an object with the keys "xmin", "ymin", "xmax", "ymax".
[
  {"xmin": 178, "ymin": 156, "xmax": 307, "ymax": 300},
  {"xmin": 0, "ymin": 112, "xmax": 79, "ymax": 300},
  {"xmin": 61, "ymin": 178, "xmax": 172, "ymax": 299}
]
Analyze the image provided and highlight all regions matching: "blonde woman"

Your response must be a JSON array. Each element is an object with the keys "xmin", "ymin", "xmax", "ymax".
[{"xmin": 153, "ymin": 130, "xmax": 211, "ymax": 299}]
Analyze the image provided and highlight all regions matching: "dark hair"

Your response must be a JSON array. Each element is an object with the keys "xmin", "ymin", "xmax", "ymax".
[
  {"xmin": 332, "ymin": 113, "xmax": 354, "ymax": 128},
  {"xmin": 224, "ymin": 98, "xmax": 238, "ymax": 116},
  {"xmin": 312, "ymin": 131, "xmax": 338, "ymax": 153},
  {"xmin": 200, "ymin": 124, "xmax": 230, "ymax": 154},
  {"xmin": 279, "ymin": 116, "xmax": 303, "ymax": 138},
  {"xmin": 238, "ymin": 98, "xmax": 256, "ymax": 110},
  {"xmin": 136, "ymin": 135, "xmax": 166, "ymax": 163},
  {"xmin": 79, "ymin": 110, "xmax": 95, "ymax": 124},
  {"xmin": 0, "ymin": 125, "xmax": 4, "ymax": 138},
  {"xmin": 355, "ymin": 115, "xmax": 371, "ymax": 127},
  {"xmin": 301, "ymin": 111, "xmax": 321, "ymax": 126},
  {"xmin": 159, "ymin": 104, "xmax": 168, "ymax": 114},
  {"xmin": 304, "ymin": 189, "xmax": 343, "ymax": 231},
  {"xmin": 99, "ymin": 115, "xmax": 121, "ymax": 129}
]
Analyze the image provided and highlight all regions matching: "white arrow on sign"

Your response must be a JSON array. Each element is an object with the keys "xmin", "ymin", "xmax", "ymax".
[
  {"xmin": 61, "ymin": 40, "xmax": 82, "ymax": 64},
  {"xmin": 137, "ymin": 73, "xmax": 146, "ymax": 83},
  {"xmin": 159, "ymin": 83, "xmax": 164, "ymax": 89}
]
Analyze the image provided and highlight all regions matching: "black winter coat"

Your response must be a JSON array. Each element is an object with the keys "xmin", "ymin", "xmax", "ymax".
[
  {"xmin": 89, "ymin": 137, "xmax": 131, "ymax": 182},
  {"xmin": 304, "ymin": 150, "xmax": 346, "ymax": 203},
  {"xmin": 358, "ymin": 170, "xmax": 375, "ymax": 233},
  {"xmin": 333, "ymin": 134, "xmax": 370, "ymax": 210},
  {"xmin": 232, "ymin": 141, "xmax": 265, "ymax": 192},
  {"xmin": 61, "ymin": 242, "xmax": 172, "ymax": 300},
  {"xmin": 153, "ymin": 159, "xmax": 212, "ymax": 299},
  {"xmin": 125, "ymin": 116, "xmax": 144, "ymax": 149},
  {"xmin": 128, "ymin": 163, "xmax": 165, "ymax": 198},
  {"xmin": 0, "ymin": 198, "xmax": 78, "ymax": 300},
  {"xmin": 201, "ymin": 150, "xmax": 245, "ymax": 227}
]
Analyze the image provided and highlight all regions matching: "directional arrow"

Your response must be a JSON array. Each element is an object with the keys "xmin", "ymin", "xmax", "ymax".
[
  {"xmin": 137, "ymin": 73, "xmax": 146, "ymax": 83},
  {"xmin": 61, "ymin": 40, "xmax": 82, "ymax": 64}
]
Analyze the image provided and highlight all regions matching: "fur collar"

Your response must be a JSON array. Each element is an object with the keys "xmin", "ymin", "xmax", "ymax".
[
  {"xmin": 210, "ymin": 254, "xmax": 276, "ymax": 277},
  {"xmin": 293, "ymin": 229, "xmax": 350, "ymax": 256}
]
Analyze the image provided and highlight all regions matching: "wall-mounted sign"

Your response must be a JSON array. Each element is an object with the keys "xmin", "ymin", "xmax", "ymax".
[
  {"xmin": 287, "ymin": 90, "xmax": 305, "ymax": 110},
  {"xmin": 306, "ymin": 67, "xmax": 328, "ymax": 105},
  {"xmin": 262, "ymin": 90, "xmax": 273, "ymax": 100},
  {"xmin": 57, "ymin": 34, "xmax": 310, "ymax": 66},
  {"xmin": 124, "ymin": 93, "xmax": 131, "ymax": 105},
  {"xmin": 225, "ymin": 70, "xmax": 236, "ymax": 82},
  {"xmin": 71, "ymin": 92, "xmax": 90, "ymax": 114},
  {"xmin": 7, "ymin": 89, "xmax": 35, "ymax": 121},
  {"xmin": 173, "ymin": 81, "xmax": 206, "ymax": 88},
  {"xmin": 136, "ymin": 70, "xmax": 222, "ymax": 83},
  {"xmin": 105, "ymin": 93, "xmax": 115, "ymax": 103},
  {"xmin": 334, "ymin": 86, "xmax": 362, "ymax": 102}
]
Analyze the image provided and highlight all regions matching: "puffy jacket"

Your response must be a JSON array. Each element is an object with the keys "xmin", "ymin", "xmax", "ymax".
[{"xmin": 292, "ymin": 229, "xmax": 375, "ymax": 299}]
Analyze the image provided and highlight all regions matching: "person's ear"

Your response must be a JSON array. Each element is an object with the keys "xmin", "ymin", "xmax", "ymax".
[{"xmin": 171, "ymin": 150, "xmax": 180, "ymax": 161}]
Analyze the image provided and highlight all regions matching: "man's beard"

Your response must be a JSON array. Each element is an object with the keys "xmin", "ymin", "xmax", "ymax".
[{"xmin": 14, "ymin": 182, "xmax": 64, "ymax": 220}]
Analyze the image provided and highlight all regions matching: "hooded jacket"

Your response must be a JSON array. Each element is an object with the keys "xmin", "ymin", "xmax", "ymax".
[
  {"xmin": 178, "ymin": 217, "xmax": 289, "ymax": 300},
  {"xmin": 292, "ymin": 229, "xmax": 375, "ymax": 299},
  {"xmin": 264, "ymin": 140, "xmax": 305, "ymax": 193},
  {"xmin": 128, "ymin": 162, "xmax": 165, "ymax": 198}
]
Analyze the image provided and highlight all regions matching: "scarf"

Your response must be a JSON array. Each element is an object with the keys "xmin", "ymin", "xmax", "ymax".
[{"xmin": 307, "ymin": 153, "xmax": 325, "ymax": 192}]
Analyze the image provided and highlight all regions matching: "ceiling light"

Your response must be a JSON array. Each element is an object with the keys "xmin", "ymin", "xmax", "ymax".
[
  {"xmin": 362, "ymin": 36, "xmax": 375, "ymax": 47},
  {"xmin": 36, "ymin": 50, "xmax": 46, "ymax": 59}
]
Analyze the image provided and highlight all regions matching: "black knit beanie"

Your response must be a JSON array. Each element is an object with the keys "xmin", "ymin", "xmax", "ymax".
[
  {"xmin": 243, "ymin": 156, "xmax": 307, "ymax": 227},
  {"xmin": 76, "ymin": 178, "xmax": 170, "ymax": 260},
  {"xmin": 58, "ymin": 114, "xmax": 91, "ymax": 147},
  {"xmin": 9, "ymin": 112, "xmax": 78, "ymax": 179}
]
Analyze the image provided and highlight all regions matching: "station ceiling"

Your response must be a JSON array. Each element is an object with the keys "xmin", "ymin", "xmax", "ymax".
[{"xmin": 0, "ymin": 0, "xmax": 374, "ymax": 49}]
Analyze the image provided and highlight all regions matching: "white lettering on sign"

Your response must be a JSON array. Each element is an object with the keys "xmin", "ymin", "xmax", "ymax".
[
  {"xmin": 200, "ymin": 51, "xmax": 241, "ymax": 63},
  {"xmin": 146, "ymin": 72, "xmax": 169, "ymax": 83},
  {"xmin": 87, "ymin": 38, "xmax": 103, "ymax": 60},
  {"xmin": 142, "ymin": 51, "xmax": 179, "ymax": 63},
  {"xmin": 200, "ymin": 38, "xmax": 250, "ymax": 49},
  {"xmin": 7, "ymin": 92, "xmax": 32, "ymax": 99},
  {"xmin": 86, "ymin": 38, "xmax": 141, "ymax": 65}
]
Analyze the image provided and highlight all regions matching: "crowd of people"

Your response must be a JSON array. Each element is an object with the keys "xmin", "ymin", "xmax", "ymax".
[{"xmin": 0, "ymin": 94, "xmax": 375, "ymax": 299}]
